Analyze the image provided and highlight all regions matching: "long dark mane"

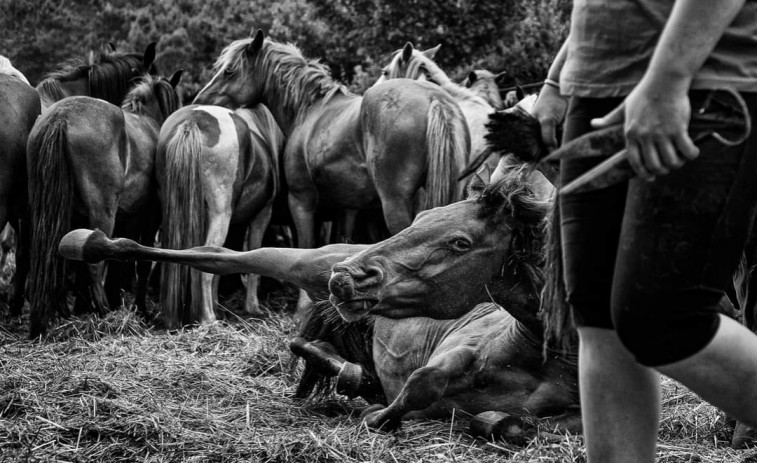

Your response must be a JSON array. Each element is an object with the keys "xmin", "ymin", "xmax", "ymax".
[{"xmin": 37, "ymin": 51, "xmax": 152, "ymax": 105}]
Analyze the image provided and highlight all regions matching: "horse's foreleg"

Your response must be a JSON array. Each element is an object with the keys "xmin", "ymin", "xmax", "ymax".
[
  {"xmin": 335, "ymin": 209, "xmax": 359, "ymax": 243},
  {"xmin": 378, "ymin": 197, "xmax": 414, "ymax": 236},
  {"xmin": 362, "ymin": 346, "xmax": 476, "ymax": 431},
  {"xmin": 242, "ymin": 203, "xmax": 273, "ymax": 317}
]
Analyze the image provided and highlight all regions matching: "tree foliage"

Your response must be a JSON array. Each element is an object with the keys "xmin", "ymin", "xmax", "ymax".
[{"xmin": 1, "ymin": 0, "xmax": 570, "ymax": 98}]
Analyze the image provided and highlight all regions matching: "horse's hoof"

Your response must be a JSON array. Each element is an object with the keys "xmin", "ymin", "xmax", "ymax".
[
  {"xmin": 470, "ymin": 411, "xmax": 531, "ymax": 444},
  {"xmin": 359, "ymin": 404, "xmax": 384, "ymax": 421},
  {"xmin": 336, "ymin": 362, "xmax": 363, "ymax": 397}
]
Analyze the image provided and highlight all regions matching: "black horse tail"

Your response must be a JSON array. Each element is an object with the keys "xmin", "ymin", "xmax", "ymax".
[
  {"xmin": 28, "ymin": 118, "xmax": 73, "ymax": 338},
  {"xmin": 160, "ymin": 121, "xmax": 206, "ymax": 329}
]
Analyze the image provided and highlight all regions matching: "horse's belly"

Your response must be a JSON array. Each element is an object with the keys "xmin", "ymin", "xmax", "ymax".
[{"xmin": 312, "ymin": 166, "xmax": 379, "ymax": 209}]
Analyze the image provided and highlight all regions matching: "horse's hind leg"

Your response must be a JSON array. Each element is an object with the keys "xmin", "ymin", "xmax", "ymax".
[
  {"xmin": 134, "ymin": 205, "xmax": 160, "ymax": 319},
  {"xmin": 9, "ymin": 217, "xmax": 30, "ymax": 316},
  {"xmin": 243, "ymin": 202, "xmax": 273, "ymax": 317}
]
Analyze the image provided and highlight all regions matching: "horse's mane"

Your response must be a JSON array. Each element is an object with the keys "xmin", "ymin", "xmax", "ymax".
[
  {"xmin": 214, "ymin": 38, "xmax": 350, "ymax": 124},
  {"xmin": 295, "ymin": 299, "xmax": 384, "ymax": 404},
  {"xmin": 121, "ymin": 74, "xmax": 181, "ymax": 123},
  {"xmin": 37, "ymin": 52, "xmax": 149, "ymax": 105},
  {"xmin": 476, "ymin": 170, "xmax": 550, "ymax": 299}
]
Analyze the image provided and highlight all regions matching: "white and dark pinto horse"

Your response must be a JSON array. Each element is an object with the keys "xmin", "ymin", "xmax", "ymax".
[
  {"xmin": 58, "ymin": 173, "xmax": 580, "ymax": 439},
  {"xmin": 156, "ymin": 104, "xmax": 284, "ymax": 328}
]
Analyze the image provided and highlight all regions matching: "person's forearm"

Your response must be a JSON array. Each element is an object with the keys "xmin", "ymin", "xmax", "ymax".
[
  {"xmin": 645, "ymin": 0, "xmax": 745, "ymax": 90},
  {"xmin": 547, "ymin": 38, "xmax": 569, "ymax": 82}
]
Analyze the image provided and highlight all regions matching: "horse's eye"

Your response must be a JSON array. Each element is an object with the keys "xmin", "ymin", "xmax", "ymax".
[
  {"xmin": 381, "ymin": 69, "xmax": 388, "ymax": 76},
  {"xmin": 449, "ymin": 238, "xmax": 472, "ymax": 252},
  {"xmin": 223, "ymin": 67, "xmax": 234, "ymax": 76}
]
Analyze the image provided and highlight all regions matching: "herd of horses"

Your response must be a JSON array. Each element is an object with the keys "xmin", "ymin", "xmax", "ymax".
[{"xmin": 4, "ymin": 29, "xmax": 754, "ymax": 446}]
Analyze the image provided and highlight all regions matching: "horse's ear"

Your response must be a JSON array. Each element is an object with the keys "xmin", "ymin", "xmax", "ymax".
[
  {"xmin": 402, "ymin": 42, "xmax": 414, "ymax": 62},
  {"xmin": 143, "ymin": 42, "xmax": 157, "ymax": 69},
  {"xmin": 466, "ymin": 167, "xmax": 490, "ymax": 198},
  {"xmin": 249, "ymin": 29, "xmax": 265, "ymax": 55},
  {"xmin": 169, "ymin": 69, "xmax": 184, "ymax": 88},
  {"xmin": 516, "ymin": 85, "xmax": 525, "ymax": 101},
  {"xmin": 423, "ymin": 44, "xmax": 441, "ymax": 59},
  {"xmin": 108, "ymin": 41, "xmax": 117, "ymax": 53},
  {"xmin": 495, "ymin": 70, "xmax": 508, "ymax": 81},
  {"xmin": 467, "ymin": 70, "xmax": 478, "ymax": 85}
]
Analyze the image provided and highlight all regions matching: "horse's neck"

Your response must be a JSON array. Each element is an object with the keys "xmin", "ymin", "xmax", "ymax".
[
  {"xmin": 488, "ymin": 275, "xmax": 544, "ymax": 337},
  {"xmin": 259, "ymin": 59, "xmax": 346, "ymax": 136}
]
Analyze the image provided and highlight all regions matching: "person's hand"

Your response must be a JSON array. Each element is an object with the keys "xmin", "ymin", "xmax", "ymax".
[
  {"xmin": 590, "ymin": 78, "xmax": 700, "ymax": 181},
  {"xmin": 530, "ymin": 83, "xmax": 568, "ymax": 152}
]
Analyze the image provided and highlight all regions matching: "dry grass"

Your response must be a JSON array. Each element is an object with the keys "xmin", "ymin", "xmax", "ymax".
[{"xmin": 0, "ymin": 255, "xmax": 756, "ymax": 462}]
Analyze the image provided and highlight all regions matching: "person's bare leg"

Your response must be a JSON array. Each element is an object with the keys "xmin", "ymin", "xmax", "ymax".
[
  {"xmin": 658, "ymin": 314, "xmax": 757, "ymax": 427},
  {"xmin": 579, "ymin": 327, "xmax": 660, "ymax": 463}
]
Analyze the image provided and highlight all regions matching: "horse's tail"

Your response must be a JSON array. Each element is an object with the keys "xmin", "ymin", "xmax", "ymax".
[
  {"xmin": 27, "ymin": 118, "xmax": 73, "ymax": 338},
  {"xmin": 424, "ymin": 98, "xmax": 469, "ymax": 209},
  {"xmin": 160, "ymin": 121, "xmax": 206, "ymax": 329}
]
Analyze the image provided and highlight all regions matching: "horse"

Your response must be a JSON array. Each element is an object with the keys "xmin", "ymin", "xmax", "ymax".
[
  {"xmin": 192, "ymin": 30, "xmax": 470, "ymax": 245},
  {"xmin": 26, "ymin": 71, "xmax": 182, "ymax": 337},
  {"xmin": 58, "ymin": 171, "xmax": 580, "ymax": 440},
  {"xmin": 36, "ymin": 43, "xmax": 157, "ymax": 111},
  {"xmin": 375, "ymin": 43, "xmax": 497, "ymax": 177},
  {"xmin": 460, "ymin": 69, "xmax": 506, "ymax": 110},
  {"xmin": 156, "ymin": 104, "xmax": 284, "ymax": 328},
  {"xmin": 0, "ymin": 68, "xmax": 40, "ymax": 315}
]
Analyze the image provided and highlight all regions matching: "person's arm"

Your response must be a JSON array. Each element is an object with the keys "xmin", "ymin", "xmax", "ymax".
[
  {"xmin": 592, "ymin": 0, "xmax": 747, "ymax": 179},
  {"xmin": 530, "ymin": 38, "xmax": 570, "ymax": 151}
]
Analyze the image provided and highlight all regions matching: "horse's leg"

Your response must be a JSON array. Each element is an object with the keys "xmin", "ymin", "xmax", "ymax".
[
  {"xmin": 10, "ymin": 217, "xmax": 30, "ymax": 316},
  {"xmin": 243, "ymin": 203, "xmax": 273, "ymax": 317},
  {"xmin": 290, "ymin": 337, "xmax": 379, "ymax": 399},
  {"xmin": 134, "ymin": 205, "xmax": 160, "ymax": 319},
  {"xmin": 288, "ymin": 192, "xmax": 318, "ymax": 316},
  {"xmin": 196, "ymin": 205, "xmax": 232, "ymax": 324},
  {"xmin": 378, "ymin": 196, "xmax": 414, "ymax": 236},
  {"xmin": 104, "ymin": 218, "xmax": 132, "ymax": 311},
  {"xmin": 335, "ymin": 209, "xmax": 358, "ymax": 243},
  {"xmin": 361, "ymin": 346, "xmax": 476, "ymax": 431}
]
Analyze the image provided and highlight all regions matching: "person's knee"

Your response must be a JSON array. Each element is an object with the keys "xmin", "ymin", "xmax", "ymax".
[{"xmin": 612, "ymin": 289, "xmax": 722, "ymax": 367}]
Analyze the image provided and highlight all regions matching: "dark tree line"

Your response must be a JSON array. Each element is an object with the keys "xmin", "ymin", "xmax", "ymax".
[{"xmin": 1, "ymin": 0, "xmax": 569, "ymax": 100}]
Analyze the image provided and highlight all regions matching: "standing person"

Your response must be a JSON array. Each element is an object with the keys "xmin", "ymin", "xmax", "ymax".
[{"xmin": 530, "ymin": 1, "xmax": 757, "ymax": 461}]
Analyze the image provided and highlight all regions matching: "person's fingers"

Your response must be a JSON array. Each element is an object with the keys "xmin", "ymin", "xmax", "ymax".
[
  {"xmin": 627, "ymin": 140, "xmax": 656, "ymax": 181},
  {"xmin": 656, "ymin": 137, "xmax": 685, "ymax": 171},
  {"xmin": 673, "ymin": 132, "xmax": 700, "ymax": 161},
  {"xmin": 540, "ymin": 118, "xmax": 558, "ymax": 150},
  {"xmin": 590, "ymin": 102, "xmax": 625, "ymax": 129},
  {"xmin": 640, "ymin": 138, "xmax": 668, "ymax": 176}
]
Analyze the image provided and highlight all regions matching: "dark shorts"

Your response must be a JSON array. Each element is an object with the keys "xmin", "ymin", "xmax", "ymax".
[{"xmin": 560, "ymin": 91, "xmax": 757, "ymax": 366}]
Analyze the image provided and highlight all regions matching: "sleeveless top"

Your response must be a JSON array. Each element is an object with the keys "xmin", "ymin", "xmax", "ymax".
[{"xmin": 560, "ymin": 0, "xmax": 757, "ymax": 97}]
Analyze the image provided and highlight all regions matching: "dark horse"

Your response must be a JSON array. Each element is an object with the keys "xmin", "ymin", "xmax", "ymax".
[
  {"xmin": 58, "ymin": 173, "xmax": 580, "ymax": 438},
  {"xmin": 193, "ymin": 30, "xmax": 470, "ymax": 244},
  {"xmin": 27, "ymin": 71, "xmax": 182, "ymax": 337},
  {"xmin": 1, "ymin": 44, "xmax": 157, "ymax": 318},
  {"xmin": 0, "ymin": 71, "xmax": 40, "ymax": 315}
]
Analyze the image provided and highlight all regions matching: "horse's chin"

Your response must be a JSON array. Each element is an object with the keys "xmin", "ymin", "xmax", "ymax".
[{"xmin": 329, "ymin": 295, "xmax": 378, "ymax": 322}]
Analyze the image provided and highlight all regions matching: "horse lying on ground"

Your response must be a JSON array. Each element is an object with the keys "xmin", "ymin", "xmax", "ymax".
[
  {"xmin": 27, "ymin": 71, "xmax": 182, "ymax": 337},
  {"xmin": 58, "ymin": 173, "xmax": 581, "ymax": 441},
  {"xmin": 157, "ymin": 104, "xmax": 284, "ymax": 328}
]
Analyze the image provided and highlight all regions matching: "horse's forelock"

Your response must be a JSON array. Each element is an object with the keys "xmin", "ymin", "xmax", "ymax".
[{"xmin": 121, "ymin": 74, "xmax": 180, "ymax": 121}]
